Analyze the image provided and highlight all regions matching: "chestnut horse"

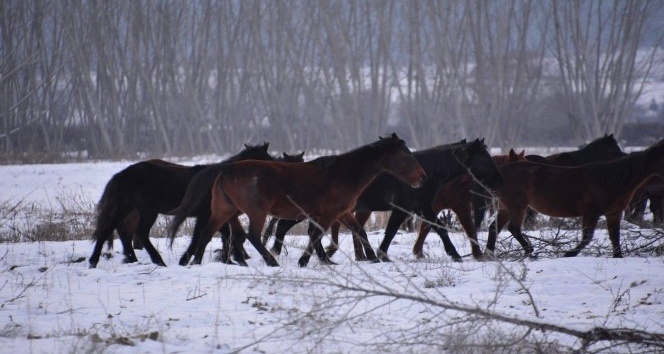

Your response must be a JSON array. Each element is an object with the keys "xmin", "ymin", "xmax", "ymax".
[
  {"xmin": 488, "ymin": 139, "xmax": 664, "ymax": 258},
  {"xmin": 173, "ymin": 134, "xmax": 426, "ymax": 267},
  {"xmin": 411, "ymin": 149, "xmax": 525, "ymax": 259},
  {"xmin": 88, "ymin": 143, "xmax": 273, "ymax": 268}
]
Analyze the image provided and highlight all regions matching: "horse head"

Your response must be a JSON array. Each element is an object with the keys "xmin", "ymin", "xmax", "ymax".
[
  {"xmin": 379, "ymin": 133, "xmax": 427, "ymax": 188},
  {"xmin": 454, "ymin": 138, "xmax": 504, "ymax": 191},
  {"xmin": 280, "ymin": 151, "xmax": 305, "ymax": 162},
  {"xmin": 237, "ymin": 142, "xmax": 274, "ymax": 162},
  {"xmin": 580, "ymin": 134, "xmax": 624, "ymax": 161}
]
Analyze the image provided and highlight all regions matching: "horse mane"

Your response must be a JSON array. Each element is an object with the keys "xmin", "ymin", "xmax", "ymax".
[
  {"xmin": 585, "ymin": 151, "xmax": 646, "ymax": 189},
  {"xmin": 412, "ymin": 141, "xmax": 470, "ymax": 178},
  {"xmin": 326, "ymin": 133, "xmax": 406, "ymax": 168}
]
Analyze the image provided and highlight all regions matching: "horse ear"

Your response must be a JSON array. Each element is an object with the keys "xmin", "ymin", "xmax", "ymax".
[
  {"xmin": 261, "ymin": 142, "xmax": 269, "ymax": 151},
  {"xmin": 509, "ymin": 149, "xmax": 517, "ymax": 158},
  {"xmin": 298, "ymin": 151, "xmax": 305, "ymax": 158},
  {"xmin": 519, "ymin": 150, "xmax": 525, "ymax": 157},
  {"xmin": 391, "ymin": 132, "xmax": 398, "ymax": 139}
]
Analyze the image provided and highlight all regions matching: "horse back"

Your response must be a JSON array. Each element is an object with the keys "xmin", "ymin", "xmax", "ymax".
[{"xmin": 214, "ymin": 161, "xmax": 335, "ymax": 220}]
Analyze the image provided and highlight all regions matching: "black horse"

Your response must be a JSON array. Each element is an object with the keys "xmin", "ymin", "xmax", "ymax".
[{"xmin": 88, "ymin": 143, "xmax": 273, "ymax": 268}]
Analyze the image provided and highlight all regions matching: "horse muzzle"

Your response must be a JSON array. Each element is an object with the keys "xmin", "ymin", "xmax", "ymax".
[{"xmin": 411, "ymin": 171, "xmax": 427, "ymax": 188}]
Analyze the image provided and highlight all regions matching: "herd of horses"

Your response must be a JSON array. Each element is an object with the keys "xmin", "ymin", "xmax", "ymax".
[{"xmin": 88, "ymin": 133, "xmax": 664, "ymax": 269}]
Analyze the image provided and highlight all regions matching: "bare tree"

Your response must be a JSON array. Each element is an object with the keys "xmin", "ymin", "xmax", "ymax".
[{"xmin": 550, "ymin": 0, "xmax": 663, "ymax": 142}]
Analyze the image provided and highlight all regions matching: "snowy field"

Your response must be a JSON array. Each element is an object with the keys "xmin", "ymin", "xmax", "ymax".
[{"xmin": 1, "ymin": 158, "xmax": 663, "ymax": 353}]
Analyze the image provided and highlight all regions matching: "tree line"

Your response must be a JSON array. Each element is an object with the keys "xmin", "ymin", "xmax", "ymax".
[{"xmin": 1, "ymin": 0, "xmax": 662, "ymax": 161}]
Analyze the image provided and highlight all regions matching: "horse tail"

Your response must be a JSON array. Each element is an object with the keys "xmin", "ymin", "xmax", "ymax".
[
  {"xmin": 168, "ymin": 167, "xmax": 219, "ymax": 245},
  {"xmin": 92, "ymin": 173, "xmax": 126, "ymax": 248}
]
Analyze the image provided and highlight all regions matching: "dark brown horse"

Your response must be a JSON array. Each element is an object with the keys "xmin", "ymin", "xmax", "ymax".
[
  {"xmin": 320, "ymin": 139, "xmax": 503, "ymax": 263},
  {"xmin": 525, "ymin": 133, "xmax": 624, "ymax": 166},
  {"xmin": 173, "ymin": 134, "xmax": 426, "ymax": 267},
  {"xmin": 88, "ymin": 143, "xmax": 273, "ymax": 268},
  {"xmin": 411, "ymin": 149, "xmax": 526, "ymax": 259},
  {"xmin": 487, "ymin": 139, "xmax": 664, "ymax": 258}
]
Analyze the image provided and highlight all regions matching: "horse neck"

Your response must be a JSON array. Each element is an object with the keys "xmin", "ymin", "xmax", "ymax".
[
  {"xmin": 415, "ymin": 148, "xmax": 462, "ymax": 181},
  {"xmin": 600, "ymin": 153, "xmax": 655, "ymax": 195},
  {"xmin": 330, "ymin": 147, "xmax": 389, "ymax": 192}
]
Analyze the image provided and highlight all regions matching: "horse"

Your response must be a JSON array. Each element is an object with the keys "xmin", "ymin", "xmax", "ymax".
[
  {"xmin": 487, "ymin": 139, "xmax": 664, "ymax": 259},
  {"xmin": 525, "ymin": 133, "xmax": 624, "ymax": 167},
  {"xmin": 171, "ymin": 133, "xmax": 426, "ymax": 267},
  {"xmin": 168, "ymin": 151, "xmax": 307, "ymax": 266},
  {"xmin": 321, "ymin": 138, "xmax": 504, "ymax": 263},
  {"xmin": 264, "ymin": 139, "xmax": 469, "ymax": 261},
  {"xmin": 88, "ymin": 143, "xmax": 273, "ymax": 268},
  {"xmin": 411, "ymin": 149, "xmax": 526, "ymax": 259}
]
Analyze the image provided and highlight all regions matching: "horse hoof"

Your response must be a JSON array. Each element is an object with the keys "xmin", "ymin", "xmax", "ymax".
[
  {"xmin": 527, "ymin": 254, "xmax": 538, "ymax": 261},
  {"xmin": 88, "ymin": 263, "xmax": 97, "ymax": 269},
  {"xmin": 451, "ymin": 255, "xmax": 463, "ymax": 263},
  {"xmin": 563, "ymin": 251, "xmax": 578, "ymax": 257},
  {"xmin": 156, "ymin": 262, "xmax": 167, "ymax": 267},
  {"xmin": 613, "ymin": 254, "xmax": 624, "ymax": 259},
  {"xmin": 378, "ymin": 255, "xmax": 391, "ymax": 262},
  {"xmin": 355, "ymin": 256, "xmax": 369, "ymax": 261},
  {"xmin": 297, "ymin": 258, "xmax": 310, "ymax": 267}
]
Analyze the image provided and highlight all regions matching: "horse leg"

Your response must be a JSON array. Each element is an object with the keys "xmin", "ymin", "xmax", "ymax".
[
  {"xmin": 651, "ymin": 195, "xmax": 664, "ymax": 226},
  {"xmin": 485, "ymin": 209, "xmax": 510, "ymax": 258},
  {"xmin": 191, "ymin": 209, "xmax": 236, "ymax": 265},
  {"xmin": 412, "ymin": 221, "xmax": 431, "ymax": 259},
  {"xmin": 350, "ymin": 211, "xmax": 371, "ymax": 261},
  {"xmin": 298, "ymin": 219, "xmax": 335, "ymax": 267},
  {"xmin": 133, "ymin": 211, "xmax": 167, "ymax": 266},
  {"xmin": 226, "ymin": 216, "xmax": 250, "ymax": 266},
  {"xmin": 325, "ymin": 221, "xmax": 341, "ymax": 258},
  {"xmin": 271, "ymin": 218, "xmax": 301, "ymax": 255},
  {"xmin": 179, "ymin": 216, "xmax": 205, "ymax": 266},
  {"xmin": 115, "ymin": 211, "xmax": 139, "ymax": 263},
  {"xmin": 339, "ymin": 212, "xmax": 376, "ymax": 262},
  {"xmin": 422, "ymin": 208, "xmax": 463, "ymax": 262},
  {"xmin": 605, "ymin": 212, "xmax": 624, "ymax": 258},
  {"xmin": 261, "ymin": 217, "xmax": 279, "ymax": 245},
  {"xmin": 472, "ymin": 194, "xmax": 489, "ymax": 231},
  {"xmin": 89, "ymin": 204, "xmax": 132, "ymax": 268},
  {"xmin": 504, "ymin": 208, "xmax": 535, "ymax": 259},
  {"xmin": 217, "ymin": 222, "xmax": 234, "ymax": 264},
  {"xmin": 563, "ymin": 215, "xmax": 600, "ymax": 257},
  {"xmin": 376, "ymin": 209, "xmax": 409, "ymax": 262},
  {"xmin": 242, "ymin": 213, "xmax": 279, "ymax": 267},
  {"xmin": 453, "ymin": 203, "xmax": 482, "ymax": 260}
]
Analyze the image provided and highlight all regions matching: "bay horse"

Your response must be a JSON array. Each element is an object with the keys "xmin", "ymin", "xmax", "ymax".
[
  {"xmin": 487, "ymin": 139, "xmax": 664, "ymax": 258},
  {"xmin": 323, "ymin": 138, "xmax": 504, "ymax": 263},
  {"xmin": 172, "ymin": 133, "xmax": 426, "ymax": 267},
  {"xmin": 168, "ymin": 151, "xmax": 306, "ymax": 266},
  {"xmin": 264, "ymin": 139, "xmax": 468, "ymax": 261},
  {"xmin": 411, "ymin": 149, "xmax": 525, "ymax": 259},
  {"xmin": 88, "ymin": 143, "xmax": 273, "ymax": 268}
]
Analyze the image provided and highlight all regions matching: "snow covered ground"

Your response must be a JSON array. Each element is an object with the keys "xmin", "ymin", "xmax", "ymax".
[{"xmin": 1, "ymin": 159, "xmax": 663, "ymax": 353}]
